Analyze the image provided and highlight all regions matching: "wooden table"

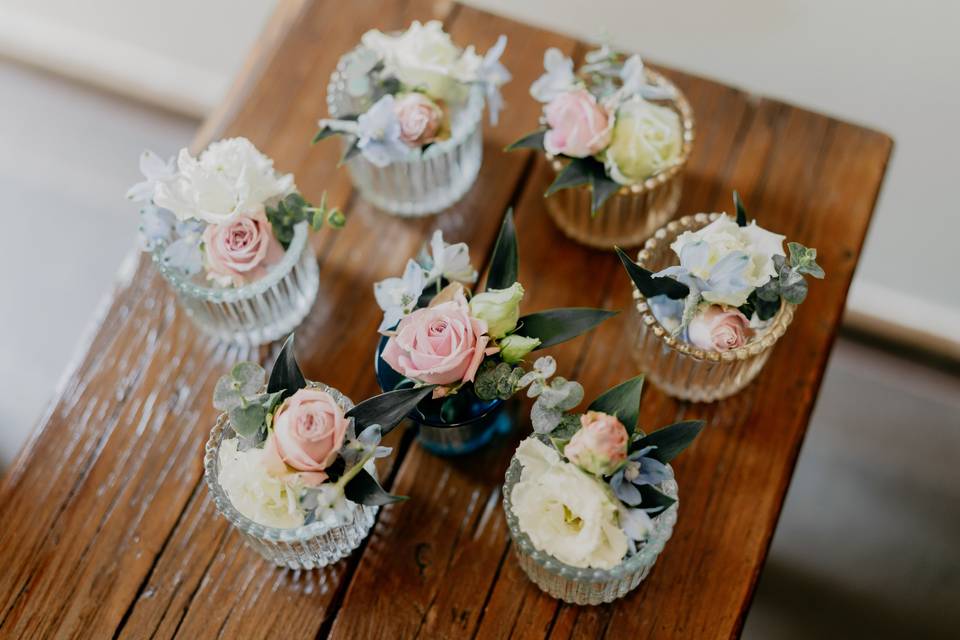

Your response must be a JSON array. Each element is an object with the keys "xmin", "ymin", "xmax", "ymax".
[{"xmin": 0, "ymin": 1, "xmax": 892, "ymax": 638}]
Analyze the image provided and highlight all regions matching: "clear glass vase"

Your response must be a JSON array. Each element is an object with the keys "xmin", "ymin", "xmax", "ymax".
[
  {"xmin": 544, "ymin": 69, "xmax": 695, "ymax": 249},
  {"xmin": 326, "ymin": 46, "xmax": 484, "ymax": 216},
  {"xmin": 630, "ymin": 213, "xmax": 797, "ymax": 402},
  {"xmin": 203, "ymin": 383, "xmax": 379, "ymax": 570},
  {"xmin": 503, "ymin": 453, "xmax": 679, "ymax": 605},
  {"xmin": 153, "ymin": 222, "xmax": 319, "ymax": 346}
]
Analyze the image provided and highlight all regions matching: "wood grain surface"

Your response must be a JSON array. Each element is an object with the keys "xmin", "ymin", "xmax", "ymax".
[{"xmin": 0, "ymin": 1, "xmax": 892, "ymax": 638}]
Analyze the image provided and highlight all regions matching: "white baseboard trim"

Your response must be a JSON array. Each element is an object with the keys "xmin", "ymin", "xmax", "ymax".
[
  {"xmin": 0, "ymin": 6, "xmax": 218, "ymax": 118},
  {"xmin": 845, "ymin": 280, "xmax": 960, "ymax": 360}
]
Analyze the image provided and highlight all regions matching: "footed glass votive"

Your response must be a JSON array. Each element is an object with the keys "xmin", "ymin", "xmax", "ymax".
[
  {"xmin": 544, "ymin": 70, "xmax": 694, "ymax": 249},
  {"xmin": 154, "ymin": 222, "xmax": 319, "ymax": 346},
  {"xmin": 326, "ymin": 47, "xmax": 484, "ymax": 217},
  {"xmin": 630, "ymin": 213, "xmax": 796, "ymax": 402},
  {"xmin": 503, "ymin": 455, "xmax": 679, "ymax": 605},
  {"xmin": 374, "ymin": 335, "xmax": 513, "ymax": 456},
  {"xmin": 203, "ymin": 383, "xmax": 378, "ymax": 569}
]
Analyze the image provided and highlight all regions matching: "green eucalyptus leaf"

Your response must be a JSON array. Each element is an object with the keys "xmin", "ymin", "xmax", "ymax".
[
  {"xmin": 213, "ymin": 375, "xmax": 243, "ymax": 412},
  {"xmin": 779, "ymin": 266, "xmax": 808, "ymax": 305},
  {"xmin": 633, "ymin": 419, "xmax": 705, "ymax": 463},
  {"xmin": 345, "ymin": 385, "xmax": 435, "ymax": 435},
  {"xmin": 505, "ymin": 129, "xmax": 547, "ymax": 152},
  {"xmin": 343, "ymin": 468, "xmax": 407, "ymax": 506},
  {"xmin": 514, "ymin": 308, "xmax": 616, "ymax": 350},
  {"xmin": 267, "ymin": 334, "xmax": 306, "ymax": 401},
  {"xmin": 616, "ymin": 247, "xmax": 690, "ymax": 300},
  {"xmin": 788, "ymin": 242, "xmax": 825, "ymax": 279},
  {"xmin": 587, "ymin": 376, "xmax": 644, "ymax": 435},
  {"xmin": 638, "ymin": 484, "xmax": 676, "ymax": 514},
  {"xmin": 229, "ymin": 403, "xmax": 268, "ymax": 438},
  {"xmin": 327, "ymin": 208, "xmax": 346, "ymax": 228},
  {"xmin": 487, "ymin": 209, "xmax": 519, "ymax": 291},
  {"xmin": 230, "ymin": 361, "xmax": 265, "ymax": 396},
  {"xmin": 734, "ymin": 190, "xmax": 749, "ymax": 227}
]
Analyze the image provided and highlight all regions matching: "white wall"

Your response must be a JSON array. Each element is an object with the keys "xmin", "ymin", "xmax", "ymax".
[{"xmin": 0, "ymin": 0, "xmax": 957, "ymax": 350}]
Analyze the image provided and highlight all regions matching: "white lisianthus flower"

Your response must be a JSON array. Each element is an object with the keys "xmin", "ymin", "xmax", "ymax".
[
  {"xmin": 154, "ymin": 137, "xmax": 295, "ymax": 225},
  {"xmin": 510, "ymin": 438, "xmax": 628, "ymax": 569},
  {"xmin": 604, "ymin": 96, "xmax": 682, "ymax": 185},
  {"xmin": 362, "ymin": 21, "xmax": 479, "ymax": 103},
  {"xmin": 218, "ymin": 438, "xmax": 305, "ymax": 529},
  {"xmin": 426, "ymin": 230, "xmax": 478, "ymax": 286}
]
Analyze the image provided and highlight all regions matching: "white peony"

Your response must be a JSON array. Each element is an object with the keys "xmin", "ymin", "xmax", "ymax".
[
  {"xmin": 362, "ymin": 21, "xmax": 480, "ymax": 103},
  {"xmin": 217, "ymin": 438, "xmax": 305, "ymax": 529},
  {"xmin": 510, "ymin": 438, "xmax": 628, "ymax": 569},
  {"xmin": 604, "ymin": 96, "xmax": 682, "ymax": 185},
  {"xmin": 154, "ymin": 137, "xmax": 295, "ymax": 225}
]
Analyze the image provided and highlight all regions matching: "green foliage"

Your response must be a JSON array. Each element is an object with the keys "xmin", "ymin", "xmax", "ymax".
[
  {"xmin": 633, "ymin": 419, "xmax": 705, "ymax": 463},
  {"xmin": 266, "ymin": 192, "xmax": 345, "ymax": 248},
  {"xmin": 487, "ymin": 209, "xmax": 519, "ymax": 291},
  {"xmin": 587, "ymin": 376, "xmax": 644, "ymax": 435},
  {"xmin": 616, "ymin": 247, "xmax": 690, "ymax": 300},
  {"xmin": 788, "ymin": 242, "xmax": 825, "ymax": 279},
  {"xmin": 734, "ymin": 190, "xmax": 748, "ymax": 227},
  {"xmin": 505, "ymin": 129, "xmax": 547, "ymax": 152},
  {"xmin": 213, "ymin": 361, "xmax": 284, "ymax": 444},
  {"xmin": 312, "ymin": 114, "xmax": 359, "ymax": 143},
  {"xmin": 543, "ymin": 156, "xmax": 620, "ymax": 214},
  {"xmin": 513, "ymin": 308, "xmax": 617, "ymax": 350},
  {"xmin": 267, "ymin": 334, "xmax": 306, "ymax": 402},
  {"xmin": 474, "ymin": 361, "xmax": 524, "ymax": 401},
  {"xmin": 637, "ymin": 484, "xmax": 676, "ymax": 514},
  {"xmin": 343, "ymin": 468, "xmax": 407, "ymax": 506},
  {"xmin": 346, "ymin": 385, "xmax": 435, "ymax": 435}
]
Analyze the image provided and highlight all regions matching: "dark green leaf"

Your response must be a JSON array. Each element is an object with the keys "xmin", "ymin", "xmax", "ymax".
[
  {"xmin": 343, "ymin": 468, "xmax": 407, "ymax": 506},
  {"xmin": 228, "ymin": 403, "xmax": 268, "ymax": 438},
  {"xmin": 734, "ymin": 190, "xmax": 748, "ymax": 227},
  {"xmin": 590, "ymin": 170, "xmax": 621, "ymax": 215},
  {"xmin": 514, "ymin": 308, "xmax": 617, "ymax": 350},
  {"xmin": 505, "ymin": 129, "xmax": 547, "ymax": 152},
  {"xmin": 616, "ymin": 247, "xmax": 689, "ymax": 300},
  {"xmin": 486, "ymin": 209, "xmax": 519, "ymax": 290},
  {"xmin": 545, "ymin": 158, "xmax": 592, "ymax": 196},
  {"xmin": 312, "ymin": 126, "xmax": 340, "ymax": 144},
  {"xmin": 587, "ymin": 376, "xmax": 644, "ymax": 435},
  {"xmin": 345, "ymin": 385, "xmax": 435, "ymax": 435},
  {"xmin": 339, "ymin": 139, "xmax": 362, "ymax": 166},
  {"xmin": 267, "ymin": 334, "xmax": 306, "ymax": 401},
  {"xmin": 634, "ymin": 419, "xmax": 705, "ymax": 463},
  {"xmin": 639, "ymin": 484, "xmax": 676, "ymax": 514}
]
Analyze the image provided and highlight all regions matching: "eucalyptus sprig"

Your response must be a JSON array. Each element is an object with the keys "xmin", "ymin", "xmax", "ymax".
[
  {"xmin": 213, "ymin": 362, "xmax": 284, "ymax": 447},
  {"xmin": 266, "ymin": 192, "xmax": 346, "ymax": 248}
]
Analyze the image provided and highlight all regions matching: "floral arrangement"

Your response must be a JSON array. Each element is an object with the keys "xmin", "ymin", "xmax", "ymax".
[
  {"xmin": 509, "ymin": 375, "xmax": 704, "ymax": 569},
  {"xmin": 508, "ymin": 45, "xmax": 685, "ymax": 213},
  {"xmin": 375, "ymin": 210, "xmax": 614, "ymax": 418},
  {"xmin": 315, "ymin": 20, "xmax": 510, "ymax": 166},
  {"xmin": 128, "ymin": 137, "xmax": 344, "ymax": 286},
  {"xmin": 213, "ymin": 335, "xmax": 432, "ymax": 528},
  {"xmin": 617, "ymin": 192, "xmax": 825, "ymax": 352}
]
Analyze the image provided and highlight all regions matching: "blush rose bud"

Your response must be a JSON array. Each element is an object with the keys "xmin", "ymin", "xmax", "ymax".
[
  {"xmin": 499, "ymin": 334, "xmax": 541, "ymax": 364},
  {"xmin": 564, "ymin": 411, "xmax": 629, "ymax": 476},
  {"xmin": 687, "ymin": 305, "xmax": 752, "ymax": 352},
  {"xmin": 468, "ymin": 282, "xmax": 524, "ymax": 339},
  {"xmin": 542, "ymin": 88, "xmax": 613, "ymax": 158},
  {"xmin": 394, "ymin": 92, "xmax": 444, "ymax": 147}
]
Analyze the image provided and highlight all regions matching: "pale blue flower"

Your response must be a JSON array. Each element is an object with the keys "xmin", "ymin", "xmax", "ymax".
[
  {"xmin": 655, "ymin": 241, "xmax": 753, "ymax": 308},
  {"xmin": 421, "ymin": 230, "xmax": 477, "ymax": 286},
  {"xmin": 126, "ymin": 150, "xmax": 175, "ymax": 203},
  {"xmin": 530, "ymin": 48, "xmax": 576, "ymax": 103},
  {"xmin": 160, "ymin": 234, "xmax": 203, "ymax": 276},
  {"xmin": 355, "ymin": 95, "xmax": 410, "ymax": 167},
  {"xmin": 138, "ymin": 204, "xmax": 176, "ymax": 251},
  {"xmin": 478, "ymin": 35, "xmax": 511, "ymax": 125},
  {"xmin": 374, "ymin": 258, "xmax": 426, "ymax": 331},
  {"xmin": 609, "ymin": 445, "xmax": 672, "ymax": 508}
]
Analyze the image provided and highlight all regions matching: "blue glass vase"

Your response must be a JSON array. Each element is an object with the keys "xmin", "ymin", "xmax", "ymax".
[{"xmin": 374, "ymin": 335, "xmax": 513, "ymax": 456}]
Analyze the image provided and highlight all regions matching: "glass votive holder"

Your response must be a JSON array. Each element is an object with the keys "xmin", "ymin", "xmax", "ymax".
[
  {"xmin": 502, "ymin": 454, "xmax": 679, "ymax": 605},
  {"xmin": 153, "ymin": 221, "xmax": 319, "ymax": 347},
  {"xmin": 630, "ymin": 213, "xmax": 797, "ymax": 402},
  {"xmin": 203, "ymin": 382, "xmax": 378, "ymax": 570},
  {"xmin": 544, "ymin": 69, "xmax": 694, "ymax": 249},
  {"xmin": 326, "ymin": 46, "xmax": 484, "ymax": 217}
]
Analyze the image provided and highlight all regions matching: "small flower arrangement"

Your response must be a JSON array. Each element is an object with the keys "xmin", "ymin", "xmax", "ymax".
[
  {"xmin": 504, "ymin": 375, "xmax": 704, "ymax": 602},
  {"xmin": 618, "ymin": 192, "xmax": 825, "ymax": 353},
  {"xmin": 509, "ymin": 45, "xmax": 688, "ymax": 214},
  {"xmin": 128, "ymin": 137, "xmax": 344, "ymax": 286},
  {"xmin": 315, "ymin": 20, "xmax": 510, "ymax": 167},
  {"xmin": 209, "ymin": 335, "xmax": 431, "ymax": 530},
  {"xmin": 375, "ymin": 211, "xmax": 614, "ymax": 425}
]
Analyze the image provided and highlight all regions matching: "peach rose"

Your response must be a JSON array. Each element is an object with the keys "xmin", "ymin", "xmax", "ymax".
[
  {"xmin": 382, "ymin": 289, "xmax": 490, "ymax": 386},
  {"xmin": 263, "ymin": 388, "xmax": 349, "ymax": 486},
  {"xmin": 394, "ymin": 93, "xmax": 444, "ymax": 147},
  {"xmin": 687, "ymin": 305, "xmax": 753, "ymax": 352},
  {"xmin": 202, "ymin": 209, "xmax": 282, "ymax": 287},
  {"xmin": 564, "ymin": 411, "xmax": 629, "ymax": 476},
  {"xmin": 543, "ymin": 89, "xmax": 612, "ymax": 158}
]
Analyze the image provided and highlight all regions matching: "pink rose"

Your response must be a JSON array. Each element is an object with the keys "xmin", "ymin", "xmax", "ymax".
[
  {"xmin": 687, "ymin": 305, "xmax": 753, "ymax": 352},
  {"xmin": 394, "ymin": 93, "xmax": 444, "ymax": 147},
  {"xmin": 202, "ymin": 209, "xmax": 283, "ymax": 286},
  {"xmin": 263, "ymin": 388, "xmax": 349, "ymax": 486},
  {"xmin": 543, "ymin": 89, "xmax": 613, "ymax": 158},
  {"xmin": 564, "ymin": 411, "xmax": 629, "ymax": 476},
  {"xmin": 382, "ymin": 290, "xmax": 490, "ymax": 387}
]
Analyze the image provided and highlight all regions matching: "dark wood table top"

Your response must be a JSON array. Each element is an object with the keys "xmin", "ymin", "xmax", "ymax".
[{"xmin": 0, "ymin": 1, "xmax": 892, "ymax": 638}]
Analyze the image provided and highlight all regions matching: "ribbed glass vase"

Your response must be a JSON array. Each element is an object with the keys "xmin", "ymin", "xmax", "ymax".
[
  {"xmin": 203, "ymin": 383, "xmax": 378, "ymax": 569},
  {"xmin": 630, "ymin": 213, "xmax": 796, "ymax": 402},
  {"xmin": 503, "ymin": 454, "xmax": 679, "ymax": 605},
  {"xmin": 152, "ymin": 222, "xmax": 319, "ymax": 347},
  {"xmin": 544, "ymin": 69, "xmax": 694, "ymax": 249},
  {"xmin": 326, "ymin": 46, "xmax": 484, "ymax": 217}
]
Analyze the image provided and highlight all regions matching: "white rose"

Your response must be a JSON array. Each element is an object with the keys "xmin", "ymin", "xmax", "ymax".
[
  {"xmin": 362, "ymin": 21, "xmax": 479, "ymax": 103},
  {"xmin": 510, "ymin": 438, "xmax": 628, "ymax": 569},
  {"xmin": 154, "ymin": 137, "xmax": 295, "ymax": 225},
  {"xmin": 604, "ymin": 97, "xmax": 682, "ymax": 185},
  {"xmin": 217, "ymin": 438, "xmax": 304, "ymax": 529}
]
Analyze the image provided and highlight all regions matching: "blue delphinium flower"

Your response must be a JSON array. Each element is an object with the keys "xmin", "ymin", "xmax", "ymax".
[{"xmin": 609, "ymin": 445, "xmax": 672, "ymax": 508}]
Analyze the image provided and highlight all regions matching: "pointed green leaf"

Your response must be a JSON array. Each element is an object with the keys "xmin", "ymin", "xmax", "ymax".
[
  {"xmin": 312, "ymin": 126, "xmax": 339, "ymax": 143},
  {"xmin": 587, "ymin": 376, "xmax": 644, "ymax": 435},
  {"xmin": 734, "ymin": 190, "xmax": 748, "ymax": 227},
  {"xmin": 345, "ymin": 385, "xmax": 435, "ymax": 435},
  {"xmin": 616, "ymin": 246, "xmax": 689, "ymax": 300},
  {"xmin": 505, "ymin": 129, "xmax": 547, "ymax": 152},
  {"xmin": 634, "ymin": 419, "xmax": 705, "ymax": 464},
  {"xmin": 267, "ymin": 334, "xmax": 306, "ymax": 400},
  {"xmin": 486, "ymin": 209, "xmax": 519, "ymax": 290},
  {"xmin": 343, "ymin": 468, "xmax": 407, "ymax": 506},
  {"xmin": 545, "ymin": 158, "xmax": 592, "ymax": 196},
  {"xmin": 514, "ymin": 308, "xmax": 617, "ymax": 350},
  {"xmin": 339, "ymin": 139, "xmax": 362, "ymax": 166},
  {"xmin": 590, "ymin": 171, "xmax": 621, "ymax": 215},
  {"xmin": 638, "ymin": 484, "xmax": 676, "ymax": 513}
]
